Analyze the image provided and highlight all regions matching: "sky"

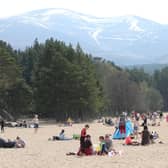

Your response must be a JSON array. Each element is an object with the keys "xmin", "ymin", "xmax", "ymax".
[{"xmin": 0, "ymin": 0, "xmax": 168, "ymax": 24}]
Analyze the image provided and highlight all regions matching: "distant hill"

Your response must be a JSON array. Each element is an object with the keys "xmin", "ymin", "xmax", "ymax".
[
  {"xmin": 0, "ymin": 8, "xmax": 168, "ymax": 65},
  {"xmin": 125, "ymin": 64, "xmax": 168, "ymax": 74}
]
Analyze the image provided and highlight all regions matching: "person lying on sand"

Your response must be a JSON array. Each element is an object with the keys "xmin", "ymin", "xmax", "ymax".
[
  {"xmin": 48, "ymin": 129, "xmax": 72, "ymax": 141},
  {"xmin": 0, "ymin": 136, "xmax": 25, "ymax": 148}
]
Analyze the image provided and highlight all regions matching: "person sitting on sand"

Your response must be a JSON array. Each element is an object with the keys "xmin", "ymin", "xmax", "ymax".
[
  {"xmin": 104, "ymin": 134, "xmax": 113, "ymax": 152},
  {"xmin": 83, "ymin": 135, "xmax": 93, "ymax": 155},
  {"xmin": 15, "ymin": 136, "xmax": 26, "ymax": 148},
  {"xmin": 49, "ymin": 129, "xmax": 72, "ymax": 141},
  {"xmin": 97, "ymin": 136, "xmax": 108, "ymax": 155},
  {"xmin": 141, "ymin": 126, "xmax": 150, "ymax": 145},
  {"xmin": 67, "ymin": 134, "xmax": 93, "ymax": 156},
  {"xmin": 151, "ymin": 131, "xmax": 159, "ymax": 140},
  {"xmin": 124, "ymin": 135, "xmax": 140, "ymax": 146}
]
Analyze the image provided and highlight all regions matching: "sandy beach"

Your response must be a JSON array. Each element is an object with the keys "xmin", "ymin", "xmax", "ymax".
[{"xmin": 0, "ymin": 118, "xmax": 168, "ymax": 168}]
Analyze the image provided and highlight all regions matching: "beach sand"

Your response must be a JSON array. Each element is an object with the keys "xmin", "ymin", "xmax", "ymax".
[{"xmin": 0, "ymin": 118, "xmax": 168, "ymax": 168}]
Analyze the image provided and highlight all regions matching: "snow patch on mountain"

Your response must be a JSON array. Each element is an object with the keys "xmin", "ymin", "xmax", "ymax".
[
  {"xmin": 129, "ymin": 20, "xmax": 144, "ymax": 32},
  {"xmin": 20, "ymin": 16, "xmax": 49, "ymax": 30},
  {"xmin": 41, "ymin": 9, "xmax": 68, "ymax": 16},
  {"xmin": 100, "ymin": 36, "xmax": 138, "ymax": 41},
  {"xmin": 1, "ymin": 8, "xmax": 168, "ymax": 64},
  {"xmin": 79, "ymin": 15, "xmax": 99, "ymax": 23},
  {"xmin": 92, "ymin": 28, "xmax": 102, "ymax": 44}
]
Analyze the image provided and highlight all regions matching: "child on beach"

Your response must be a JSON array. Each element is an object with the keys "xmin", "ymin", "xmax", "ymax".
[{"xmin": 97, "ymin": 136, "xmax": 108, "ymax": 155}]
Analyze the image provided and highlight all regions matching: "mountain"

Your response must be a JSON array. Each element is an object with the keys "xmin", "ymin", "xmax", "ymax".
[
  {"xmin": 125, "ymin": 63, "xmax": 168, "ymax": 74},
  {"xmin": 0, "ymin": 8, "xmax": 168, "ymax": 65}
]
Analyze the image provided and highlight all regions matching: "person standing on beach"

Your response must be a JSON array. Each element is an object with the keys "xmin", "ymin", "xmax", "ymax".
[
  {"xmin": 141, "ymin": 126, "xmax": 150, "ymax": 145},
  {"xmin": 33, "ymin": 114, "xmax": 39, "ymax": 133},
  {"xmin": 0, "ymin": 119, "xmax": 5, "ymax": 133},
  {"xmin": 78, "ymin": 124, "xmax": 89, "ymax": 155},
  {"xmin": 119, "ymin": 115, "xmax": 126, "ymax": 138}
]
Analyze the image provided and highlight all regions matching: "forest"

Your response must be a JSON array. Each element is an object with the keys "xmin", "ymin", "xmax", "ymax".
[{"xmin": 0, "ymin": 38, "xmax": 167, "ymax": 121}]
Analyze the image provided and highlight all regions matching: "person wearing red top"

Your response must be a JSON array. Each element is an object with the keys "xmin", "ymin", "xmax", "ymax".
[
  {"xmin": 124, "ymin": 135, "xmax": 140, "ymax": 146},
  {"xmin": 77, "ymin": 124, "xmax": 89, "ymax": 155}
]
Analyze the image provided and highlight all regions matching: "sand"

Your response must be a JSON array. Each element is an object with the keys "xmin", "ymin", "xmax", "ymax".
[{"xmin": 0, "ymin": 118, "xmax": 168, "ymax": 168}]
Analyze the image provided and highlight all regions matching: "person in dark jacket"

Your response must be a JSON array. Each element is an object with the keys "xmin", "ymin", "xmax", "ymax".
[
  {"xmin": 141, "ymin": 126, "xmax": 150, "ymax": 145},
  {"xmin": 0, "ymin": 119, "xmax": 5, "ymax": 133}
]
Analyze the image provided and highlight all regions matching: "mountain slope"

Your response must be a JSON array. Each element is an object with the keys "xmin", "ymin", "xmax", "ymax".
[
  {"xmin": 0, "ymin": 8, "xmax": 168, "ymax": 65},
  {"xmin": 125, "ymin": 63, "xmax": 168, "ymax": 74}
]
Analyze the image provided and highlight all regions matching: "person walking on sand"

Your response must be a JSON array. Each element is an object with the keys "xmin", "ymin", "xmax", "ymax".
[{"xmin": 33, "ymin": 114, "xmax": 39, "ymax": 133}]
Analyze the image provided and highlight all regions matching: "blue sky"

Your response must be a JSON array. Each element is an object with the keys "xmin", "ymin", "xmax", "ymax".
[{"xmin": 0, "ymin": 0, "xmax": 168, "ymax": 24}]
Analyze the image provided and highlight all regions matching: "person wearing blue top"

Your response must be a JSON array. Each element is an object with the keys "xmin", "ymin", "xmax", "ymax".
[{"xmin": 49, "ymin": 129, "xmax": 72, "ymax": 141}]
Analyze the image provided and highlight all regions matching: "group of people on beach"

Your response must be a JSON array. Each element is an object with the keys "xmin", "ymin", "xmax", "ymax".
[
  {"xmin": 0, "ymin": 114, "xmax": 39, "ymax": 132},
  {"xmin": 0, "ymin": 114, "xmax": 40, "ymax": 149},
  {"xmin": 122, "ymin": 111, "xmax": 162, "ymax": 146},
  {"xmin": 0, "ymin": 111, "xmax": 165, "ymax": 152},
  {"xmin": 66, "ymin": 124, "xmax": 121, "ymax": 156},
  {"xmin": 124, "ymin": 125, "xmax": 159, "ymax": 146}
]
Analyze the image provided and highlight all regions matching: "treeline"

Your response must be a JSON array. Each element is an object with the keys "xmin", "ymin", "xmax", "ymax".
[{"xmin": 0, "ymin": 39, "xmax": 167, "ymax": 121}]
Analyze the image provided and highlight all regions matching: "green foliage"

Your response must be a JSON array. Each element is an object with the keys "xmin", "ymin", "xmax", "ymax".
[
  {"xmin": 126, "ymin": 68, "xmax": 152, "ymax": 85},
  {"xmin": 0, "ymin": 38, "xmax": 166, "ymax": 120},
  {"xmin": 94, "ymin": 59, "xmax": 164, "ymax": 115},
  {"xmin": 153, "ymin": 67, "xmax": 168, "ymax": 110},
  {"xmin": 0, "ymin": 45, "xmax": 32, "ymax": 119},
  {"xmin": 139, "ymin": 82, "xmax": 163, "ymax": 111},
  {"xmin": 32, "ymin": 39, "xmax": 103, "ymax": 120}
]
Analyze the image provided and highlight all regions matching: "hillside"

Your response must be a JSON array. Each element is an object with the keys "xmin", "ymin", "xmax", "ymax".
[{"xmin": 0, "ymin": 8, "xmax": 168, "ymax": 65}]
